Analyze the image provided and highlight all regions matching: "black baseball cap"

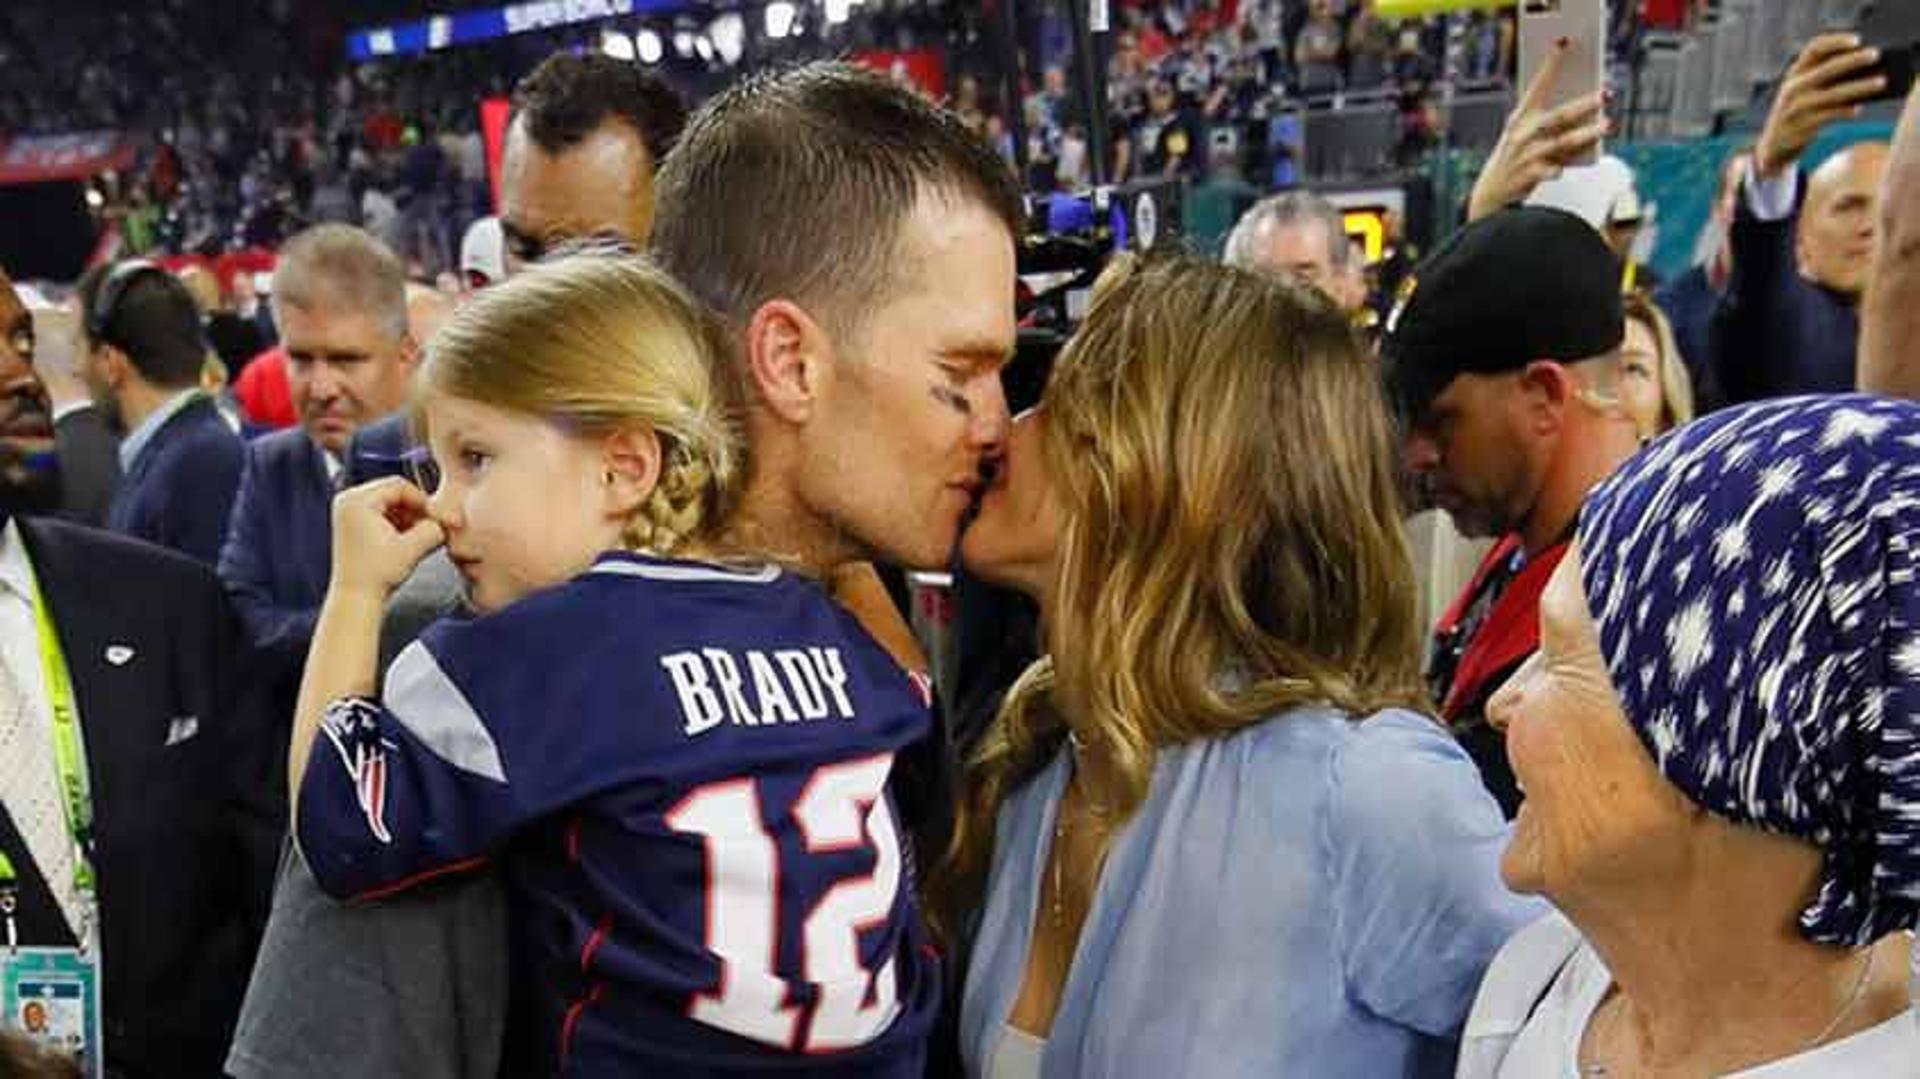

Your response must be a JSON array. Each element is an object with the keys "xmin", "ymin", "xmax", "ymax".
[{"xmin": 1380, "ymin": 206, "xmax": 1625, "ymax": 421}]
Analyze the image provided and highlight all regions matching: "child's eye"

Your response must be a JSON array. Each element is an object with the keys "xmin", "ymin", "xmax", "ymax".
[{"xmin": 461, "ymin": 448, "xmax": 492, "ymax": 472}]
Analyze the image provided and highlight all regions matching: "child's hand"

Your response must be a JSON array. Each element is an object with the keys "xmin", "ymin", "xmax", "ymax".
[{"xmin": 330, "ymin": 477, "xmax": 445, "ymax": 596}]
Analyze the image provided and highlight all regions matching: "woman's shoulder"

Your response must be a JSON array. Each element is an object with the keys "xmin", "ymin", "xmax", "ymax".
[{"xmin": 1322, "ymin": 706, "xmax": 1478, "ymax": 794}]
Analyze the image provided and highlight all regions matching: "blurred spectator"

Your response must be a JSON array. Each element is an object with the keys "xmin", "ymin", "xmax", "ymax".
[
  {"xmin": 1712, "ymin": 34, "xmax": 1888, "ymax": 402},
  {"xmin": 1295, "ymin": 0, "xmax": 1345, "ymax": 96},
  {"xmin": 404, "ymin": 280, "xmax": 453, "ymax": 346},
  {"xmin": 1024, "ymin": 64, "xmax": 1077, "ymax": 140},
  {"xmin": 1138, "ymin": 78, "xmax": 1203, "ymax": 179},
  {"xmin": 1347, "ymin": 0, "xmax": 1395, "ymax": 91},
  {"xmin": 1619, "ymin": 291, "xmax": 1695, "ymax": 441},
  {"xmin": 231, "ymin": 346, "xmax": 296, "ymax": 430},
  {"xmin": 459, "ymin": 215, "xmax": 506, "ymax": 292},
  {"xmin": 1224, "ymin": 190, "xmax": 1365, "ymax": 312},
  {"xmin": 952, "ymin": 72, "xmax": 991, "ymax": 136},
  {"xmin": 396, "ymin": 124, "xmax": 452, "ymax": 275},
  {"xmin": 77, "ymin": 262, "xmax": 243, "ymax": 565},
  {"xmin": 179, "ymin": 265, "xmax": 268, "ymax": 376},
  {"xmin": 1655, "ymin": 149, "xmax": 1749, "ymax": 412}
]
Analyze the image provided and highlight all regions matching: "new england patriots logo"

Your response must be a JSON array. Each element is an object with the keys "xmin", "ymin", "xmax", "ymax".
[{"xmin": 319, "ymin": 697, "xmax": 395, "ymax": 845}]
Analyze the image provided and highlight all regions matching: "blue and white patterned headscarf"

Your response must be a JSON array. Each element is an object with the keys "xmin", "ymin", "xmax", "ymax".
[{"xmin": 1577, "ymin": 395, "xmax": 1920, "ymax": 947}]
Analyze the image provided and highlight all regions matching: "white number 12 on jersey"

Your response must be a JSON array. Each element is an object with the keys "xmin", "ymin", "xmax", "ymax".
[{"xmin": 666, "ymin": 753, "xmax": 903, "ymax": 1052}]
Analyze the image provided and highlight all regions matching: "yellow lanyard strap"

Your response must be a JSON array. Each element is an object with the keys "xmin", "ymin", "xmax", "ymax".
[{"xmin": 25, "ymin": 567, "xmax": 93, "ymax": 898}]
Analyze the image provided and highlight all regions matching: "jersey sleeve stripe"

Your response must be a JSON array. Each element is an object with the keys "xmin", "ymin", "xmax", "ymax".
[
  {"xmin": 381, "ymin": 639, "xmax": 509, "ymax": 782},
  {"xmin": 588, "ymin": 559, "xmax": 782, "ymax": 585},
  {"xmin": 346, "ymin": 853, "xmax": 491, "ymax": 903}
]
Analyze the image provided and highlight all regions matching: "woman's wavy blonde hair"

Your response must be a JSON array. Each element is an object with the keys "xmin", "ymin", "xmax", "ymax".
[
  {"xmin": 930, "ymin": 253, "xmax": 1429, "ymax": 943},
  {"xmin": 419, "ymin": 254, "xmax": 742, "ymax": 555}
]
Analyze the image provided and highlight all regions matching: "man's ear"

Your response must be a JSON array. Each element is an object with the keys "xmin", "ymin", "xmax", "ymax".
[
  {"xmin": 96, "ymin": 343, "xmax": 131, "ymax": 391},
  {"xmin": 1517, "ymin": 360, "xmax": 1575, "ymax": 435},
  {"xmin": 742, "ymin": 299, "xmax": 831, "ymax": 424},
  {"xmin": 600, "ymin": 426, "xmax": 663, "ymax": 518},
  {"xmin": 397, "ymin": 331, "xmax": 423, "ymax": 371}
]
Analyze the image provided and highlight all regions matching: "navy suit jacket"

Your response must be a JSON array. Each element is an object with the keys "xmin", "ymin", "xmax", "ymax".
[
  {"xmin": 218, "ymin": 428, "xmax": 333, "ymax": 666},
  {"xmin": 1709, "ymin": 176, "xmax": 1860, "ymax": 403},
  {"xmin": 104, "ymin": 396, "xmax": 245, "ymax": 566},
  {"xmin": 1652, "ymin": 264, "xmax": 1726, "ymax": 414},
  {"xmin": 0, "ymin": 517, "xmax": 281, "ymax": 1077}
]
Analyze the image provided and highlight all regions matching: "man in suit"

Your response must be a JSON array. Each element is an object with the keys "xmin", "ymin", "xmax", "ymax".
[
  {"xmin": 77, "ymin": 262, "xmax": 242, "ymax": 564},
  {"xmin": 218, "ymin": 226, "xmax": 417, "ymax": 670},
  {"xmin": 1710, "ymin": 33, "xmax": 1888, "ymax": 402},
  {"xmin": 0, "ymin": 263, "xmax": 280, "ymax": 1076}
]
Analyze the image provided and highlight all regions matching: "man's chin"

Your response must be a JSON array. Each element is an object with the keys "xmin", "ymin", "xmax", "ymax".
[{"xmin": 0, "ymin": 450, "xmax": 63, "ymax": 519}]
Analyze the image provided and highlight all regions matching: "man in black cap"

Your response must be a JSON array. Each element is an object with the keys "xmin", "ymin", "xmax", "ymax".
[{"xmin": 1382, "ymin": 206, "xmax": 1642, "ymax": 816}]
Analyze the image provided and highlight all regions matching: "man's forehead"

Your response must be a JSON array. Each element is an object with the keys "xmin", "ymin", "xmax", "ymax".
[
  {"xmin": 1259, "ymin": 219, "xmax": 1335, "ymax": 264},
  {"xmin": 1810, "ymin": 144, "xmax": 1890, "ymax": 200},
  {"xmin": 281, "ymin": 302, "xmax": 398, "ymax": 345},
  {"xmin": 504, "ymin": 122, "xmax": 648, "ymax": 216}
]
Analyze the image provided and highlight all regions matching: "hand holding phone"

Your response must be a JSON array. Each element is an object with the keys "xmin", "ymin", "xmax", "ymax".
[
  {"xmin": 1517, "ymin": 0, "xmax": 1607, "ymax": 165},
  {"xmin": 1469, "ymin": 39, "xmax": 1610, "ymax": 222},
  {"xmin": 1755, "ymin": 33, "xmax": 1887, "ymax": 180}
]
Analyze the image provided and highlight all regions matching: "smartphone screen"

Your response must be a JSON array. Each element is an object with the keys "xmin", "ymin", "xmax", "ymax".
[{"xmin": 1517, "ymin": 0, "xmax": 1607, "ymax": 165}]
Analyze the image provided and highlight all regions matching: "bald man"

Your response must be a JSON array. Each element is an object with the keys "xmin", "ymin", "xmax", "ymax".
[{"xmin": 1711, "ymin": 34, "xmax": 1888, "ymax": 402}]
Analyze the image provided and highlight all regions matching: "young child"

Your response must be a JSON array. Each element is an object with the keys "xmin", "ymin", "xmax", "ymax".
[{"xmin": 288, "ymin": 255, "xmax": 939, "ymax": 1076}]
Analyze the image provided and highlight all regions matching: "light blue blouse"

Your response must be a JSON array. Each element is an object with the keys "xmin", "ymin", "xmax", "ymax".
[{"xmin": 959, "ymin": 706, "xmax": 1547, "ymax": 1078}]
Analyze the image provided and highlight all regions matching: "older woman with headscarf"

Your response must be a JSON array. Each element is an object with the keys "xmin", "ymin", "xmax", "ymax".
[{"xmin": 1459, "ymin": 394, "xmax": 1920, "ymax": 1077}]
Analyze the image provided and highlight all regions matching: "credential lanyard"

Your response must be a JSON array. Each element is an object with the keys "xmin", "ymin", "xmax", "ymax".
[{"xmin": 25, "ymin": 566, "xmax": 94, "ymax": 902}]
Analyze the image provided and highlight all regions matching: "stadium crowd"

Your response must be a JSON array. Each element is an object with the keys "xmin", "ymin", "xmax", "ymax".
[{"xmin": 0, "ymin": 2, "xmax": 1916, "ymax": 1077}]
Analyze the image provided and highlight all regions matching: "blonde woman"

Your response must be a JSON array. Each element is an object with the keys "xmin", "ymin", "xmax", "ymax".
[
  {"xmin": 1619, "ymin": 292, "xmax": 1696, "ymax": 441},
  {"xmin": 289, "ymin": 255, "xmax": 942, "ymax": 1074},
  {"xmin": 940, "ymin": 255, "xmax": 1544, "ymax": 1077}
]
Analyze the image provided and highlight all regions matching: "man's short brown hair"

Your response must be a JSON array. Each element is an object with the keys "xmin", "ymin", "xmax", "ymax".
[
  {"xmin": 272, "ymin": 224, "xmax": 407, "ymax": 338},
  {"xmin": 651, "ymin": 61, "xmax": 1022, "ymax": 341}
]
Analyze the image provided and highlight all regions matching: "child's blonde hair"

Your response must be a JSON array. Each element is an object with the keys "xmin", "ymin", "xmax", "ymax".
[{"xmin": 420, "ymin": 254, "xmax": 741, "ymax": 554}]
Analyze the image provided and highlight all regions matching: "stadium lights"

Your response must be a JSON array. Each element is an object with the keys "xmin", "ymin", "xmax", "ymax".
[
  {"xmin": 710, "ymin": 13, "xmax": 745, "ymax": 64},
  {"xmin": 824, "ymin": 0, "xmax": 857, "ymax": 25},
  {"xmin": 635, "ymin": 28, "xmax": 663, "ymax": 64},
  {"xmin": 694, "ymin": 33, "xmax": 715, "ymax": 62},
  {"xmin": 673, "ymin": 29, "xmax": 696, "ymax": 57},
  {"xmin": 765, "ymin": 2, "xmax": 796, "ymax": 38},
  {"xmin": 600, "ymin": 28, "xmax": 635, "ymax": 60}
]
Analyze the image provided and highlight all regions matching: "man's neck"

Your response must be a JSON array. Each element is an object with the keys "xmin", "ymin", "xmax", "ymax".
[
  {"xmin": 1520, "ymin": 415, "xmax": 1641, "ymax": 555},
  {"xmin": 713, "ymin": 475, "xmax": 858, "ymax": 580},
  {"xmin": 116, "ymin": 379, "xmax": 193, "ymax": 434}
]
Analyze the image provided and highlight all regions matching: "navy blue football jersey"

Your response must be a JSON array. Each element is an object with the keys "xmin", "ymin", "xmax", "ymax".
[{"xmin": 297, "ymin": 552, "xmax": 940, "ymax": 1076}]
